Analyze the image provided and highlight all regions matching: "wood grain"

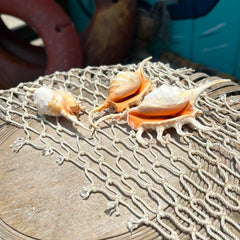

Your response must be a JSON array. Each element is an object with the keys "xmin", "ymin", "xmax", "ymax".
[
  {"xmin": 0, "ymin": 120, "xmax": 162, "ymax": 240},
  {"xmin": 1, "ymin": 72, "xmax": 239, "ymax": 240}
]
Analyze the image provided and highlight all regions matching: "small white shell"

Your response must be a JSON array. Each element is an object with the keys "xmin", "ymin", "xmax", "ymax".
[
  {"xmin": 31, "ymin": 86, "xmax": 90, "ymax": 132},
  {"xmin": 34, "ymin": 86, "xmax": 63, "ymax": 116}
]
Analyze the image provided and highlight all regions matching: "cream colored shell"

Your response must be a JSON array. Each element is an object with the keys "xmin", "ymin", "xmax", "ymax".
[
  {"xmin": 30, "ymin": 86, "xmax": 90, "ymax": 132},
  {"xmin": 34, "ymin": 86, "xmax": 63, "ymax": 116},
  {"xmin": 108, "ymin": 57, "xmax": 152, "ymax": 102},
  {"xmin": 137, "ymin": 84, "xmax": 190, "ymax": 116}
]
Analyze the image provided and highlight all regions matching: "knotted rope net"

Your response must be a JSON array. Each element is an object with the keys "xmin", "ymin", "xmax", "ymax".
[{"xmin": 0, "ymin": 61, "xmax": 240, "ymax": 239}]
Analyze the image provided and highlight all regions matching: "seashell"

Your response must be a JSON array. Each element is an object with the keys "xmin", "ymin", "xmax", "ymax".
[
  {"xmin": 95, "ymin": 79, "xmax": 231, "ymax": 145},
  {"xmin": 135, "ymin": 84, "xmax": 190, "ymax": 116},
  {"xmin": 57, "ymin": 89, "xmax": 84, "ymax": 115},
  {"xmin": 25, "ymin": 86, "xmax": 90, "ymax": 131},
  {"xmin": 89, "ymin": 56, "xmax": 153, "ymax": 128}
]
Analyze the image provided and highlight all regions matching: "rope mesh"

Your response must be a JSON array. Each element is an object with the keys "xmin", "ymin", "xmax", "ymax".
[{"xmin": 0, "ymin": 61, "xmax": 239, "ymax": 239}]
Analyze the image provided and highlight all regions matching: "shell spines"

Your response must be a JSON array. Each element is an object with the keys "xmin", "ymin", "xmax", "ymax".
[{"xmin": 190, "ymin": 79, "xmax": 231, "ymax": 104}]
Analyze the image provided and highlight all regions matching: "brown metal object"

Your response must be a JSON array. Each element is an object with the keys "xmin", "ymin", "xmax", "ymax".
[
  {"xmin": 80, "ymin": 0, "xmax": 136, "ymax": 66},
  {"xmin": 0, "ymin": 0, "xmax": 83, "ymax": 89},
  {"xmin": 0, "ymin": 19, "xmax": 46, "ymax": 66},
  {"xmin": 0, "ymin": 46, "xmax": 44, "ymax": 89}
]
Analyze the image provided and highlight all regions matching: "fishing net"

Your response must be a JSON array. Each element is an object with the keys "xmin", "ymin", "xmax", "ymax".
[{"xmin": 0, "ymin": 60, "xmax": 240, "ymax": 239}]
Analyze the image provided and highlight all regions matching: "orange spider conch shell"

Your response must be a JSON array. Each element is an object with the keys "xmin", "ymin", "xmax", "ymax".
[
  {"xmin": 89, "ymin": 56, "xmax": 153, "ymax": 128},
  {"xmin": 95, "ymin": 79, "xmax": 231, "ymax": 145},
  {"xmin": 25, "ymin": 86, "xmax": 90, "ymax": 131}
]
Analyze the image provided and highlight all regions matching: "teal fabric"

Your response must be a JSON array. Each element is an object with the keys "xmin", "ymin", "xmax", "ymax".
[
  {"xmin": 150, "ymin": 0, "xmax": 240, "ymax": 77},
  {"xmin": 191, "ymin": 0, "xmax": 240, "ymax": 76},
  {"xmin": 68, "ymin": 0, "xmax": 94, "ymax": 33}
]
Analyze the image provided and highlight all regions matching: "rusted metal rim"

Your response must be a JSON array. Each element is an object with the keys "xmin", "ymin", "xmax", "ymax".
[{"xmin": 0, "ymin": 0, "xmax": 83, "ymax": 88}]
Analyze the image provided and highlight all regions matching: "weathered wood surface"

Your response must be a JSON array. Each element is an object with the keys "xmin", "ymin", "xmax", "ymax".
[
  {"xmin": 0, "ymin": 123, "xmax": 119, "ymax": 240},
  {"xmin": 0, "ymin": 120, "xmax": 161, "ymax": 240},
  {"xmin": 1, "ymin": 72, "xmax": 240, "ymax": 240}
]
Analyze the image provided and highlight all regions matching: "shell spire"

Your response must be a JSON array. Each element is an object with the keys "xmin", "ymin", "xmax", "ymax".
[
  {"xmin": 89, "ymin": 56, "xmax": 153, "ymax": 128},
  {"xmin": 187, "ymin": 79, "xmax": 230, "ymax": 104}
]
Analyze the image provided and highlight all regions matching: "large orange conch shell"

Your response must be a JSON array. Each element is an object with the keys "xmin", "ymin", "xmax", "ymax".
[
  {"xmin": 25, "ymin": 86, "xmax": 90, "ymax": 131},
  {"xmin": 95, "ymin": 79, "xmax": 230, "ymax": 145},
  {"xmin": 89, "ymin": 56, "xmax": 153, "ymax": 128}
]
